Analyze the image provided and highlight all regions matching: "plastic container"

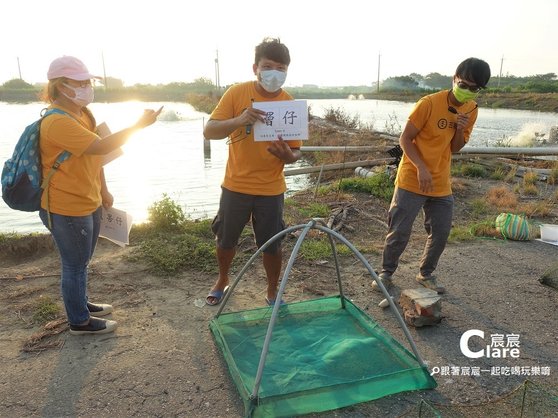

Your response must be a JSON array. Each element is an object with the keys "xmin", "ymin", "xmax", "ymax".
[{"xmin": 540, "ymin": 224, "xmax": 558, "ymax": 242}]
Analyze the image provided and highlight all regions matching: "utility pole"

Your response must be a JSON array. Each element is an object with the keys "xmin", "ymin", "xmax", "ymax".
[
  {"xmin": 498, "ymin": 55, "xmax": 504, "ymax": 88},
  {"xmin": 17, "ymin": 57, "xmax": 22, "ymax": 80},
  {"xmin": 101, "ymin": 52, "xmax": 108, "ymax": 90},
  {"xmin": 376, "ymin": 52, "xmax": 381, "ymax": 93},
  {"xmin": 214, "ymin": 49, "xmax": 221, "ymax": 91}
]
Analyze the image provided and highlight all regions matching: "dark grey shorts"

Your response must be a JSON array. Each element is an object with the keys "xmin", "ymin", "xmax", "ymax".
[{"xmin": 211, "ymin": 187, "xmax": 285, "ymax": 253}]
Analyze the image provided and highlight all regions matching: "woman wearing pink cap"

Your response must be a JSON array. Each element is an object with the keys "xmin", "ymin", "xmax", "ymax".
[{"xmin": 40, "ymin": 56, "xmax": 162, "ymax": 335}]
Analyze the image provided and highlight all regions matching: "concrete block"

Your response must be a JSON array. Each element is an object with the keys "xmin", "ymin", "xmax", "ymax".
[{"xmin": 399, "ymin": 288, "xmax": 443, "ymax": 327}]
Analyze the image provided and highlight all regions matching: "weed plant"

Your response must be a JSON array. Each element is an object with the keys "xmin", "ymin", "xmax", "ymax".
[
  {"xmin": 323, "ymin": 106, "xmax": 360, "ymax": 129},
  {"xmin": 338, "ymin": 173, "xmax": 394, "ymax": 202},
  {"xmin": 459, "ymin": 163, "xmax": 488, "ymax": 178},
  {"xmin": 185, "ymin": 93, "xmax": 219, "ymax": 114},
  {"xmin": 296, "ymin": 202, "xmax": 330, "ymax": 219},
  {"xmin": 523, "ymin": 171, "xmax": 538, "ymax": 185},
  {"xmin": 0, "ymin": 232, "xmax": 22, "ymax": 245},
  {"xmin": 147, "ymin": 193, "xmax": 186, "ymax": 231},
  {"xmin": 33, "ymin": 296, "xmax": 60, "ymax": 323},
  {"xmin": 493, "ymin": 135, "xmax": 514, "ymax": 147},
  {"xmin": 383, "ymin": 111, "xmax": 402, "ymax": 135},
  {"xmin": 129, "ymin": 233, "xmax": 216, "ymax": 276},
  {"xmin": 298, "ymin": 238, "xmax": 352, "ymax": 261},
  {"xmin": 490, "ymin": 166, "xmax": 507, "ymax": 180},
  {"xmin": 485, "ymin": 186, "xmax": 518, "ymax": 210},
  {"xmin": 448, "ymin": 226, "xmax": 475, "ymax": 242},
  {"xmin": 469, "ymin": 220, "xmax": 501, "ymax": 239},
  {"xmin": 469, "ymin": 198, "xmax": 491, "ymax": 217},
  {"xmin": 522, "ymin": 183, "xmax": 539, "ymax": 196},
  {"xmin": 548, "ymin": 165, "xmax": 558, "ymax": 185},
  {"xmin": 129, "ymin": 196, "xmax": 217, "ymax": 276}
]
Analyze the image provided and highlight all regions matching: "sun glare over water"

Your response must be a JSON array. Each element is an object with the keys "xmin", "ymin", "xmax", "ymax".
[{"xmin": 1, "ymin": 100, "xmax": 556, "ymax": 233}]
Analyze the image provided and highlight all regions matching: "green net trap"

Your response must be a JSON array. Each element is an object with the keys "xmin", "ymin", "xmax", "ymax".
[{"xmin": 210, "ymin": 295, "xmax": 436, "ymax": 417}]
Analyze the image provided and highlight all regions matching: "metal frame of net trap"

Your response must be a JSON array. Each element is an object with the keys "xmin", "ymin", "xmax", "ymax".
[{"xmin": 209, "ymin": 219, "xmax": 437, "ymax": 417}]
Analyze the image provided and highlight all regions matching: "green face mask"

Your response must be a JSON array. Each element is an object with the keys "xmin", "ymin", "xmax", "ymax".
[{"xmin": 452, "ymin": 85, "xmax": 479, "ymax": 103}]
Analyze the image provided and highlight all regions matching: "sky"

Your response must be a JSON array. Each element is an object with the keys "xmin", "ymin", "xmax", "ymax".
[{"xmin": 1, "ymin": 0, "xmax": 557, "ymax": 88}]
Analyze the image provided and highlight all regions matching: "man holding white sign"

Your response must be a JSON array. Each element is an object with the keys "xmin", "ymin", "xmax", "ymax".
[{"xmin": 203, "ymin": 37, "xmax": 303, "ymax": 306}]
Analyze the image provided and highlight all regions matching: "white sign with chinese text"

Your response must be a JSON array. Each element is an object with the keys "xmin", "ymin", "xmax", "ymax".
[
  {"xmin": 96, "ymin": 122, "xmax": 124, "ymax": 165},
  {"xmin": 99, "ymin": 206, "xmax": 133, "ymax": 247},
  {"xmin": 252, "ymin": 100, "xmax": 308, "ymax": 141}
]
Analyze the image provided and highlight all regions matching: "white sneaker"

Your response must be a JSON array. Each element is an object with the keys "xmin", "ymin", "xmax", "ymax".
[
  {"xmin": 69, "ymin": 317, "xmax": 117, "ymax": 335},
  {"xmin": 87, "ymin": 302, "xmax": 113, "ymax": 317},
  {"xmin": 372, "ymin": 272, "xmax": 392, "ymax": 292}
]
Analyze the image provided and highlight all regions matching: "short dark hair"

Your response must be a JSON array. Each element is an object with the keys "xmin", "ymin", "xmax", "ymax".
[
  {"xmin": 455, "ymin": 58, "xmax": 491, "ymax": 88},
  {"xmin": 254, "ymin": 37, "xmax": 290, "ymax": 66}
]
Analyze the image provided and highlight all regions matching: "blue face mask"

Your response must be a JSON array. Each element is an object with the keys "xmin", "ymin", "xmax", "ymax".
[{"xmin": 259, "ymin": 70, "xmax": 287, "ymax": 92}]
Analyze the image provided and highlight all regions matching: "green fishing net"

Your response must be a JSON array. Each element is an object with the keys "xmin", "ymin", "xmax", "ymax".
[{"xmin": 210, "ymin": 296, "xmax": 436, "ymax": 417}]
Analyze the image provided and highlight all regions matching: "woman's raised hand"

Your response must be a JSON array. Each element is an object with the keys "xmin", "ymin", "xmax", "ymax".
[{"xmin": 135, "ymin": 106, "xmax": 164, "ymax": 129}]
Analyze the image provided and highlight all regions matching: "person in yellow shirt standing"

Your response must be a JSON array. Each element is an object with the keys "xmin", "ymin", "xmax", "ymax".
[
  {"xmin": 40, "ymin": 56, "xmax": 162, "ymax": 335},
  {"xmin": 204, "ymin": 38, "xmax": 302, "ymax": 306},
  {"xmin": 373, "ymin": 58, "xmax": 491, "ymax": 294}
]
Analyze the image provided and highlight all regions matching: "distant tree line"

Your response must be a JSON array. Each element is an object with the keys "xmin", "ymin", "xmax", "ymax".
[
  {"xmin": 1, "ymin": 72, "xmax": 557, "ymax": 104},
  {"xmin": 381, "ymin": 72, "xmax": 558, "ymax": 93}
]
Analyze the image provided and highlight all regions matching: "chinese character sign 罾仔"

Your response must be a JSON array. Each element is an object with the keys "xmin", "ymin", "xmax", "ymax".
[{"xmin": 252, "ymin": 100, "xmax": 308, "ymax": 141}]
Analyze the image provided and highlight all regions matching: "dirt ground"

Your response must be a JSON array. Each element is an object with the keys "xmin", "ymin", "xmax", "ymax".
[{"xmin": 1, "ymin": 176, "xmax": 558, "ymax": 417}]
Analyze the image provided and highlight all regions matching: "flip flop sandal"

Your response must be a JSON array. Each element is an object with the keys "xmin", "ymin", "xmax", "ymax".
[
  {"xmin": 206, "ymin": 285, "xmax": 230, "ymax": 306},
  {"xmin": 265, "ymin": 297, "xmax": 286, "ymax": 306}
]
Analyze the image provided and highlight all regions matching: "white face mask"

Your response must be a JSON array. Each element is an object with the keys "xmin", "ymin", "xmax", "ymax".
[
  {"xmin": 259, "ymin": 70, "xmax": 287, "ymax": 93},
  {"xmin": 63, "ymin": 83, "xmax": 94, "ymax": 107}
]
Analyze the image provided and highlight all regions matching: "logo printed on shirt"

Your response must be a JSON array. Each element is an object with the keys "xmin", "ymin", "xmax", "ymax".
[{"xmin": 437, "ymin": 118, "xmax": 449, "ymax": 129}]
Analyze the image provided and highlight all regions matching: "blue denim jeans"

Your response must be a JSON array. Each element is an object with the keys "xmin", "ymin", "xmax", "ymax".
[{"xmin": 39, "ymin": 207, "xmax": 102, "ymax": 326}]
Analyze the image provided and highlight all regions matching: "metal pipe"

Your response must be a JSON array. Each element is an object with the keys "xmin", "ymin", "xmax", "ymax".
[
  {"xmin": 285, "ymin": 158, "xmax": 390, "ymax": 176},
  {"xmin": 299, "ymin": 145, "xmax": 558, "ymax": 156},
  {"xmin": 457, "ymin": 146, "xmax": 558, "ymax": 155},
  {"xmin": 301, "ymin": 145, "xmax": 390, "ymax": 152}
]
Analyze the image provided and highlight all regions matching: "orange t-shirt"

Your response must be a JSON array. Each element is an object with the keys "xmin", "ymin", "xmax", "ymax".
[
  {"xmin": 396, "ymin": 90, "xmax": 477, "ymax": 196},
  {"xmin": 40, "ymin": 105, "xmax": 102, "ymax": 216},
  {"xmin": 210, "ymin": 81, "xmax": 303, "ymax": 196}
]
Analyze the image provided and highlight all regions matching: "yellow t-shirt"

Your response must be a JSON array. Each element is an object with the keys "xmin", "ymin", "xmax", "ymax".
[
  {"xmin": 40, "ymin": 105, "xmax": 102, "ymax": 216},
  {"xmin": 396, "ymin": 90, "xmax": 477, "ymax": 196},
  {"xmin": 210, "ymin": 81, "xmax": 303, "ymax": 196}
]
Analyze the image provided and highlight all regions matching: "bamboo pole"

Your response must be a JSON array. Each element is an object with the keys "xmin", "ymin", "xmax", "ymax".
[{"xmin": 285, "ymin": 158, "xmax": 390, "ymax": 176}]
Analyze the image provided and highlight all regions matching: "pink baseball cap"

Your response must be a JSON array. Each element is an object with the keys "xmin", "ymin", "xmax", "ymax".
[{"xmin": 47, "ymin": 56, "xmax": 101, "ymax": 80}]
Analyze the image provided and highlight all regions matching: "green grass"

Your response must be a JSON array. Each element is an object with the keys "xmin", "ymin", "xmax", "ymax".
[
  {"xmin": 297, "ymin": 202, "xmax": 330, "ymax": 218},
  {"xmin": 490, "ymin": 166, "xmax": 507, "ymax": 180},
  {"xmin": 469, "ymin": 198, "xmax": 491, "ymax": 217},
  {"xmin": 128, "ymin": 232, "xmax": 216, "ymax": 276},
  {"xmin": 128, "ymin": 196, "xmax": 218, "ymax": 276},
  {"xmin": 448, "ymin": 226, "xmax": 475, "ymax": 242},
  {"xmin": 0, "ymin": 232, "xmax": 20, "ymax": 245},
  {"xmin": 298, "ymin": 238, "xmax": 353, "ymax": 261},
  {"xmin": 449, "ymin": 219, "xmax": 501, "ymax": 243},
  {"xmin": 33, "ymin": 296, "xmax": 61, "ymax": 323},
  {"xmin": 338, "ymin": 173, "xmax": 394, "ymax": 202},
  {"xmin": 0, "ymin": 232, "xmax": 40, "ymax": 245},
  {"xmin": 456, "ymin": 162, "xmax": 489, "ymax": 178},
  {"xmin": 548, "ymin": 167, "xmax": 558, "ymax": 185}
]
